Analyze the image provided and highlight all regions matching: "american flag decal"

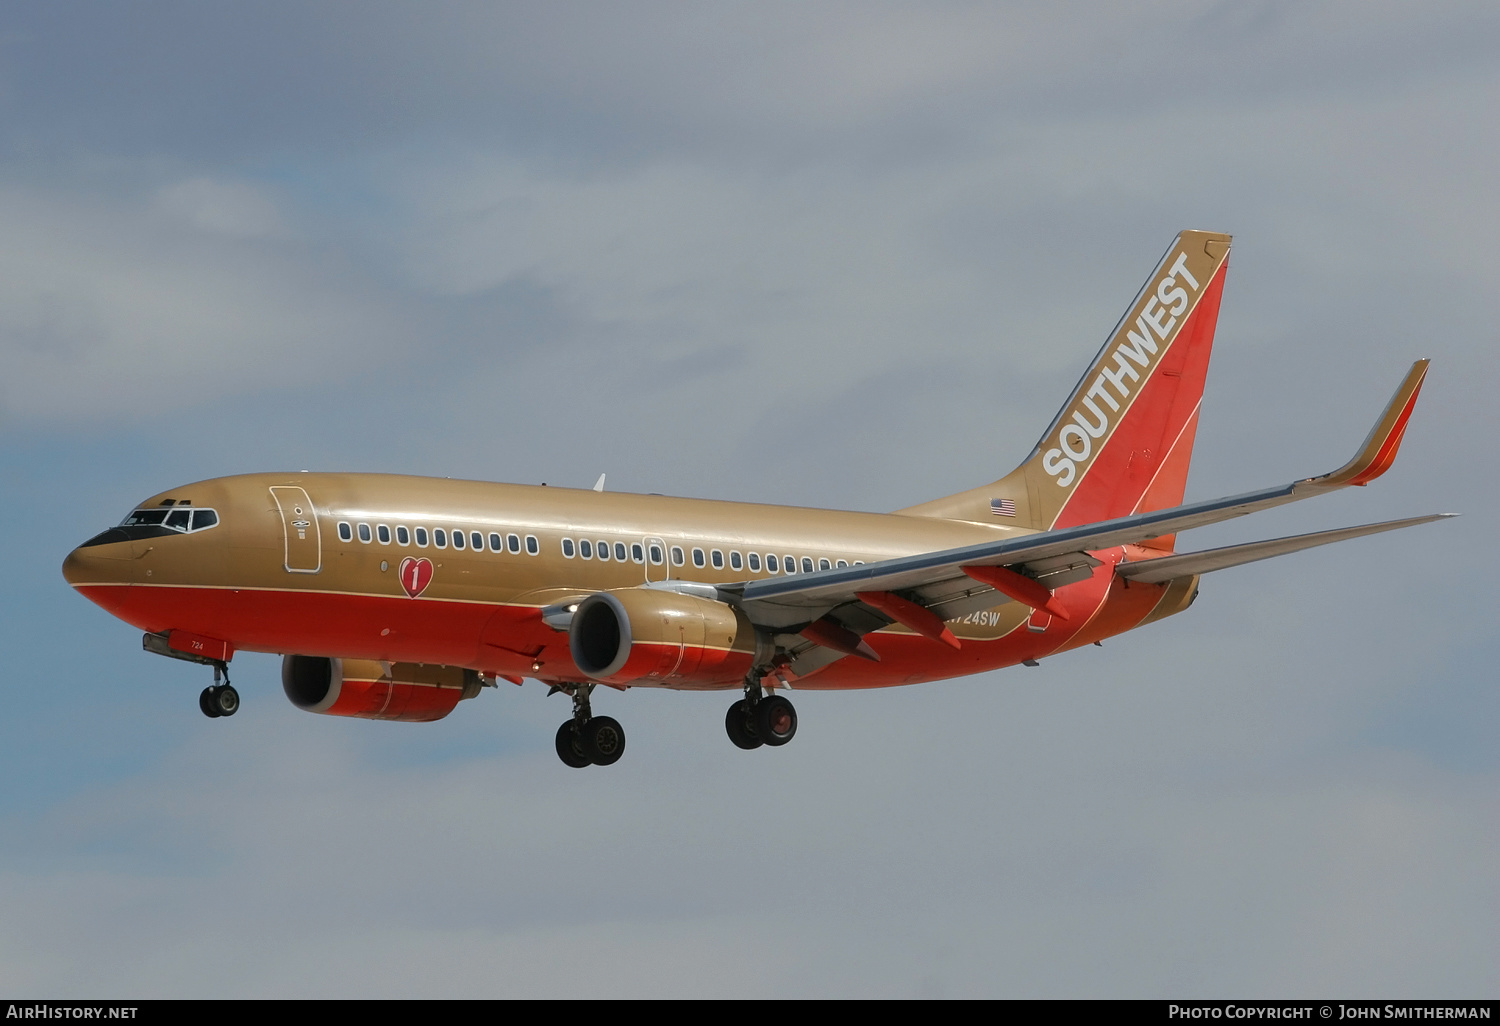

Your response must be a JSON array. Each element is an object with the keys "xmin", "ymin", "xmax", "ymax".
[{"xmin": 990, "ymin": 498, "xmax": 1017, "ymax": 517}]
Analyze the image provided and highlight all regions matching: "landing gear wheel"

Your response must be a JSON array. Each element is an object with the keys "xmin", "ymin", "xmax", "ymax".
[
  {"xmin": 199, "ymin": 687, "xmax": 222, "ymax": 719},
  {"xmin": 725, "ymin": 699, "xmax": 762, "ymax": 750},
  {"xmin": 212, "ymin": 685, "xmax": 239, "ymax": 717},
  {"xmin": 755, "ymin": 695, "xmax": 797, "ymax": 747},
  {"xmin": 583, "ymin": 716, "xmax": 626, "ymax": 766},
  {"xmin": 555, "ymin": 720, "xmax": 591, "ymax": 769}
]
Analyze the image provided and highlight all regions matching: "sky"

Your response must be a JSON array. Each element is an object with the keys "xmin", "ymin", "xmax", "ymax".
[{"xmin": 1, "ymin": 1, "xmax": 1496, "ymax": 998}]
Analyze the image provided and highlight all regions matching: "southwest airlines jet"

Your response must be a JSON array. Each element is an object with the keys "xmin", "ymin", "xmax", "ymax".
[{"xmin": 63, "ymin": 231, "xmax": 1448, "ymax": 768}]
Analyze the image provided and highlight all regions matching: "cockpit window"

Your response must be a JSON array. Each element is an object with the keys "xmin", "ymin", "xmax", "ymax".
[
  {"xmin": 82, "ymin": 505, "xmax": 221, "ymax": 549},
  {"xmin": 119, "ymin": 507, "xmax": 220, "ymax": 534}
]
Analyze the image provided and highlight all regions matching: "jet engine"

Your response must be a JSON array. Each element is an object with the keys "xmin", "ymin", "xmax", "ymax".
[
  {"xmin": 568, "ymin": 588, "xmax": 765, "ymax": 686},
  {"xmin": 281, "ymin": 655, "xmax": 482, "ymax": 722}
]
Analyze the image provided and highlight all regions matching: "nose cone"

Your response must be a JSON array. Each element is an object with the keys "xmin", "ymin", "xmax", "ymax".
[{"xmin": 62, "ymin": 534, "xmax": 135, "ymax": 587}]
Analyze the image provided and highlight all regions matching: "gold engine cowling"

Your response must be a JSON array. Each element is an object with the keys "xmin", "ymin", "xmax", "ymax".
[
  {"xmin": 568, "ymin": 589, "xmax": 762, "ymax": 686},
  {"xmin": 281, "ymin": 655, "xmax": 482, "ymax": 722}
]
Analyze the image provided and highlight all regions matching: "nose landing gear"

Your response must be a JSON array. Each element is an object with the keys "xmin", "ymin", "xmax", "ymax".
[{"xmin": 199, "ymin": 661, "xmax": 239, "ymax": 719}]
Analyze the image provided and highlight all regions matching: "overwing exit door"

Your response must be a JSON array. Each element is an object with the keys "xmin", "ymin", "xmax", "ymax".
[
  {"xmin": 270, "ymin": 486, "xmax": 322, "ymax": 573},
  {"xmin": 643, "ymin": 536, "xmax": 669, "ymax": 583}
]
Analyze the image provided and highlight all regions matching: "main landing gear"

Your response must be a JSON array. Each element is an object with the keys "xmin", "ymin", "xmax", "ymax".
[
  {"xmin": 553, "ymin": 683, "xmax": 626, "ymax": 768},
  {"xmin": 199, "ymin": 661, "xmax": 239, "ymax": 719},
  {"xmin": 725, "ymin": 672, "xmax": 797, "ymax": 751}
]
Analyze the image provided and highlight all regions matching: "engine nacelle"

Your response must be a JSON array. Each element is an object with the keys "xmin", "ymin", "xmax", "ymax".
[
  {"xmin": 569, "ymin": 588, "xmax": 762, "ymax": 686},
  {"xmin": 281, "ymin": 655, "xmax": 482, "ymax": 722}
]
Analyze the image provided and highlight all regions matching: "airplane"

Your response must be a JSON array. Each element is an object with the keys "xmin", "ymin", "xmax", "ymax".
[{"xmin": 62, "ymin": 230, "xmax": 1450, "ymax": 768}]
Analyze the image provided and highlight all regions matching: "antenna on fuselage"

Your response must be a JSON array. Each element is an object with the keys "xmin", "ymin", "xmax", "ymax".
[{"xmin": 593, "ymin": 474, "xmax": 606, "ymax": 492}]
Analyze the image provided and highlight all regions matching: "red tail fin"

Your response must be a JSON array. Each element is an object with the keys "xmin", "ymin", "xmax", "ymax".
[{"xmin": 898, "ymin": 230, "xmax": 1231, "ymax": 548}]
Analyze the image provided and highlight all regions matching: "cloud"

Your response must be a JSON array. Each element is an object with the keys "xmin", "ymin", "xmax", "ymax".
[
  {"xmin": 0, "ymin": 180, "xmax": 412, "ymax": 423},
  {"xmin": 2, "ymin": 1, "xmax": 1497, "ymax": 999},
  {"xmin": 154, "ymin": 178, "xmax": 292, "ymax": 239},
  {"xmin": 0, "ymin": 657, "xmax": 1493, "ymax": 997}
]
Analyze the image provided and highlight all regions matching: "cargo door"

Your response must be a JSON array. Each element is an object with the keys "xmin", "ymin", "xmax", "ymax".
[{"xmin": 270, "ymin": 486, "xmax": 322, "ymax": 573}]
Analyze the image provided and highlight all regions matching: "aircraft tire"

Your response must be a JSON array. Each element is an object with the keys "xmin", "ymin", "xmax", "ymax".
[
  {"xmin": 214, "ymin": 685, "xmax": 240, "ymax": 717},
  {"xmin": 583, "ymin": 716, "xmax": 626, "ymax": 766},
  {"xmin": 755, "ymin": 696, "xmax": 797, "ymax": 747},
  {"xmin": 199, "ymin": 687, "xmax": 222, "ymax": 719},
  {"xmin": 555, "ymin": 721, "xmax": 592, "ymax": 769},
  {"xmin": 725, "ymin": 700, "xmax": 762, "ymax": 750}
]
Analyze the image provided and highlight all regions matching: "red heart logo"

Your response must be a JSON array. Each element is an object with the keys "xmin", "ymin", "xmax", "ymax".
[{"xmin": 398, "ymin": 557, "xmax": 434, "ymax": 598}]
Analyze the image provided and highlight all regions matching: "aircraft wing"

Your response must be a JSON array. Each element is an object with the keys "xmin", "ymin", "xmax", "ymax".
[{"xmin": 725, "ymin": 361, "xmax": 1438, "ymax": 636}]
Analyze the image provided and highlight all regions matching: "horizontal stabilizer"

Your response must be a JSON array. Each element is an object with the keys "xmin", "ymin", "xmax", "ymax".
[{"xmin": 1117, "ymin": 514, "xmax": 1455, "ymax": 584}]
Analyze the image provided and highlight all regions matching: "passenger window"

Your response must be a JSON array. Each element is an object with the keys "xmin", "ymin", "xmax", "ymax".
[
  {"xmin": 730, "ymin": 551, "xmax": 742, "ymax": 571},
  {"xmin": 526, "ymin": 535, "xmax": 539, "ymax": 555},
  {"xmin": 711, "ymin": 549, "xmax": 724, "ymax": 569},
  {"xmin": 836, "ymin": 559, "xmax": 847, "ymax": 568},
  {"xmin": 562, "ymin": 538, "xmax": 575, "ymax": 558},
  {"xmin": 415, "ymin": 527, "xmax": 429, "ymax": 547},
  {"xmin": 748, "ymin": 552, "xmax": 761, "ymax": 572},
  {"xmin": 635, "ymin": 543, "xmax": 647, "ymax": 564},
  {"xmin": 649, "ymin": 544, "xmax": 663, "ymax": 565},
  {"xmin": 452, "ymin": 530, "xmax": 465, "ymax": 550},
  {"xmin": 508, "ymin": 534, "xmax": 521, "ymax": 554},
  {"xmin": 819, "ymin": 558, "xmax": 830, "ymax": 571},
  {"xmin": 615, "ymin": 542, "xmax": 627, "ymax": 562},
  {"xmin": 397, "ymin": 526, "xmax": 410, "ymax": 546},
  {"xmin": 471, "ymin": 532, "xmax": 483, "ymax": 551},
  {"xmin": 374, "ymin": 524, "xmax": 388, "ymax": 544},
  {"xmin": 854, "ymin": 560, "xmax": 865, "ymax": 566},
  {"xmin": 802, "ymin": 557, "xmax": 814, "ymax": 573},
  {"xmin": 595, "ymin": 540, "xmax": 609, "ymax": 562},
  {"xmin": 580, "ymin": 540, "xmax": 592, "ymax": 559},
  {"xmin": 766, "ymin": 554, "xmax": 778, "ymax": 573},
  {"xmin": 357, "ymin": 523, "xmax": 372, "ymax": 543},
  {"xmin": 191, "ymin": 509, "xmax": 219, "ymax": 531},
  {"xmin": 692, "ymin": 547, "xmax": 705, "ymax": 568},
  {"xmin": 489, "ymin": 533, "xmax": 502, "ymax": 552},
  {"xmin": 434, "ymin": 529, "xmax": 447, "ymax": 548},
  {"xmin": 785, "ymin": 555, "xmax": 797, "ymax": 574},
  {"xmin": 671, "ymin": 546, "xmax": 685, "ymax": 566}
]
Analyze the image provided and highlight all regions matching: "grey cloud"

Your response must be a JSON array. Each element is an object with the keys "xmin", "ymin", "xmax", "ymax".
[
  {"xmin": 0, "ymin": 180, "xmax": 415, "ymax": 422},
  {"xmin": 2, "ymin": 1, "xmax": 1496, "ymax": 999}
]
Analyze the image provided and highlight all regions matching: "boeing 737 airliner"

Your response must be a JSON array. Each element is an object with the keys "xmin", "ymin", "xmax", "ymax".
[{"xmin": 63, "ymin": 231, "xmax": 1449, "ymax": 767}]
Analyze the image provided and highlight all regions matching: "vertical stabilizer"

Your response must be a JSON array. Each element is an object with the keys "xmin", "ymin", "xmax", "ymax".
[{"xmin": 898, "ymin": 230, "xmax": 1231, "ymax": 548}]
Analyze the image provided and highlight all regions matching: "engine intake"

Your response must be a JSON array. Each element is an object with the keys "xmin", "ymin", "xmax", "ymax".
[
  {"xmin": 281, "ymin": 655, "xmax": 482, "ymax": 721},
  {"xmin": 569, "ymin": 588, "xmax": 762, "ymax": 686}
]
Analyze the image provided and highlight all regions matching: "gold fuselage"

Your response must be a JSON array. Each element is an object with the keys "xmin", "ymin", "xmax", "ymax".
[{"xmin": 63, "ymin": 472, "xmax": 1190, "ymax": 690}]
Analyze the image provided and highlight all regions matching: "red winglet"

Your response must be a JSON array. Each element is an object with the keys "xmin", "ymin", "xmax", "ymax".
[{"xmin": 1310, "ymin": 360, "xmax": 1429, "ymax": 489}]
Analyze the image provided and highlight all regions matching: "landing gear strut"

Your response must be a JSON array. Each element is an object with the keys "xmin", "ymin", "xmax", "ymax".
[
  {"xmin": 725, "ymin": 671, "xmax": 797, "ymax": 750},
  {"xmin": 199, "ymin": 661, "xmax": 239, "ymax": 719},
  {"xmin": 552, "ymin": 683, "xmax": 626, "ymax": 768}
]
